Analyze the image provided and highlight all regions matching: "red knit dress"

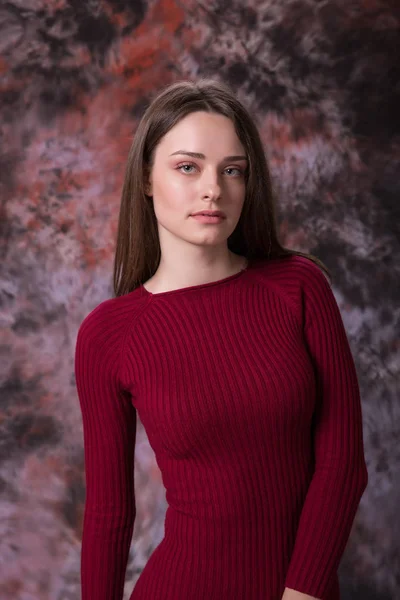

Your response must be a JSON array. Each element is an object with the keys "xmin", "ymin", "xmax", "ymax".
[{"xmin": 74, "ymin": 254, "xmax": 368, "ymax": 600}]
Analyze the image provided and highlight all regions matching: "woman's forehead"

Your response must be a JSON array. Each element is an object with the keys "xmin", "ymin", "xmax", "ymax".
[{"xmin": 155, "ymin": 112, "xmax": 245, "ymax": 158}]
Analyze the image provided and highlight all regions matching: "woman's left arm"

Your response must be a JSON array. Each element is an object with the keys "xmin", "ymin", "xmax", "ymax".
[{"xmin": 282, "ymin": 263, "xmax": 368, "ymax": 599}]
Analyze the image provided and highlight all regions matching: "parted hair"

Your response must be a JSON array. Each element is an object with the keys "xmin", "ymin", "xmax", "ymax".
[{"xmin": 113, "ymin": 78, "xmax": 331, "ymax": 297}]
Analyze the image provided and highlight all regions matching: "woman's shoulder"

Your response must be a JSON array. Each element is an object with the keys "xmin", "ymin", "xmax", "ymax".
[
  {"xmin": 248, "ymin": 254, "xmax": 332, "ymax": 320},
  {"xmin": 251, "ymin": 254, "xmax": 330, "ymax": 286},
  {"xmin": 76, "ymin": 287, "xmax": 145, "ymax": 346}
]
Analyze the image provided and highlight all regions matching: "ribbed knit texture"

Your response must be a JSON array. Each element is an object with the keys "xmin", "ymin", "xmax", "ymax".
[{"xmin": 74, "ymin": 255, "xmax": 368, "ymax": 600}]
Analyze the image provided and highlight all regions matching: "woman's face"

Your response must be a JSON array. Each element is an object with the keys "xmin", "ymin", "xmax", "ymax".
[{"xmin": 144, "ymin": 110, "xmax": 247, "ymax": 251}]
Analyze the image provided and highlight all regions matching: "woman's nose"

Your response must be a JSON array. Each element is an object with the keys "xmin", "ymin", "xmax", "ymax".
[
  {"xmin": 201, "ymin": 174, "xmax": 222, "ymax": 199},
  {"xmin": 202, "ymin": 184, "xmax": 221, "ymax": 200}
]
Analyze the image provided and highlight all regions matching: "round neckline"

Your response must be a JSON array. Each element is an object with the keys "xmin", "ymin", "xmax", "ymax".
[{"xmin": 141, "ymin": 258, "xmax": 250, "ymax": 298}]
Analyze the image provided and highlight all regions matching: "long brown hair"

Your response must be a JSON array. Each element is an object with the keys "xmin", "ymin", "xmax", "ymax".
[{"xmin": 113, "ymin": 78, "xmax": 331, "ymax": 297}]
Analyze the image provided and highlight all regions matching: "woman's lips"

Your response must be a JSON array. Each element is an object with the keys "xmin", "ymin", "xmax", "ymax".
[{"xmin": 191, "ymin": 214, "xmax": 225, "ymax": 223}]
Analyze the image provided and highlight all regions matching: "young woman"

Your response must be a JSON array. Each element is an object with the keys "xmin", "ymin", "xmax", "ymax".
[{"xmin": 75, "ymin": 78, "xmax": 368, "ymax": 600}]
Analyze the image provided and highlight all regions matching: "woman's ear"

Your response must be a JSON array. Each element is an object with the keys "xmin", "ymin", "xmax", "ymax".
[
  {"xmin": 143, "ymin": 166, "xmax": 153, "ymax": 196},
  {"xmin": 144, "ymin": 182, "xmax": 152, "ymax": 196}
]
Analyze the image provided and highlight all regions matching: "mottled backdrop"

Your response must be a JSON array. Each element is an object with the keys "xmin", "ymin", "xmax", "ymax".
[{"xmin": 1, "ymin": 0, "xmax": 399, "ymax": 599}]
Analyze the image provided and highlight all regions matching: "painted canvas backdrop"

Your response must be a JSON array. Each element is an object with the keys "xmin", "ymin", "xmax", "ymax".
[{"xmin": 1, "ymin": 1, "xmax": 399, "ymax": 598}]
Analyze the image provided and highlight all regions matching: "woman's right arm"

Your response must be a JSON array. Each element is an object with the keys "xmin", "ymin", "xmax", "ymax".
[{"xmin": 74, "ymin": 305, "xmax": 137, "ymax": 600}]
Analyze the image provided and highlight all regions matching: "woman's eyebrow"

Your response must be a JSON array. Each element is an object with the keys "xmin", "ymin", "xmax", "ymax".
[{"xmin": 170, "ymin": 150, "xmax": 248, "ymax": 161}]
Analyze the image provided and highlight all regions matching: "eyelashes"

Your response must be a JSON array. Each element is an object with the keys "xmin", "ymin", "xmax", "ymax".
[{"xmin": 176, "ymin": 162, "xmax": 244, "ymax": 177}]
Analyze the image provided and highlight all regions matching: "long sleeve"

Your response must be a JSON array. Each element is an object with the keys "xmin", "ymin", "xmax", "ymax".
[
  {"xmin": 74, "ymin": 305, "xmax": 137, "ymax": 600},
  {"xmin": 284, "ymin": 265, "xmax": 369, "ymax": 598}
]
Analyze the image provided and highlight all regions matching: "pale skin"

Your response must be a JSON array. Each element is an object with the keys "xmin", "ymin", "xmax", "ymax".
[
  {"xmin": 144, "ymin": 112, "xmax": 321, "ymax": 600},
  {"xmin": 143, "ymin": 110, "xmax": 248, "ymax": 292},
  {"xmin": 282, "ymin": 588, "xmax": 319, "ymax": 600}
]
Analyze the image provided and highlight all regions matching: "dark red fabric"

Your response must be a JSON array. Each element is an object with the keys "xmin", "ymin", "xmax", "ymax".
[{"xmin": 75, "ymin": 255, "xmax": 368, "ymax": 599}]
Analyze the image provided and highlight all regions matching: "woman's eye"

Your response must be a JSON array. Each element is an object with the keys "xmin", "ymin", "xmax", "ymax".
[
  {"xmin": 225, "ymin": 167, "xmax": 242, "ymax": 176},
  {"xmin": 177, "ymin": 163, "xmax": 196, "ymax": 173},
  {"xmin": 176, "ymin": 164, "xmax": 243, "ymax": 176}
]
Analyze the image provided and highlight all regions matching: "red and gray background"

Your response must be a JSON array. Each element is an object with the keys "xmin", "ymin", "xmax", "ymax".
[{"xmin": 1, "ymin": 1, "xmax": 399, "ymax": 598}]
